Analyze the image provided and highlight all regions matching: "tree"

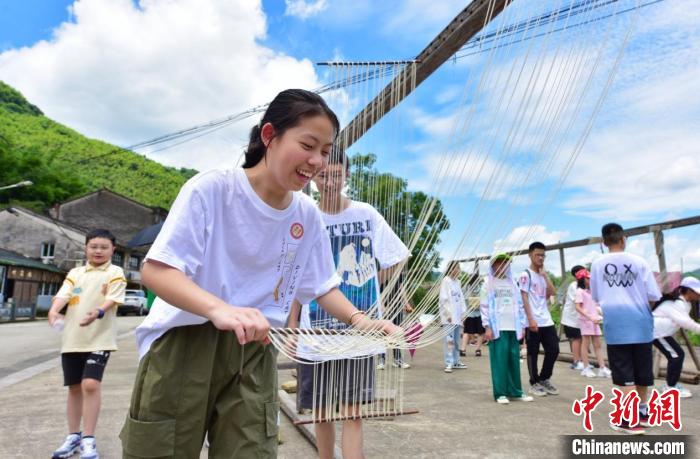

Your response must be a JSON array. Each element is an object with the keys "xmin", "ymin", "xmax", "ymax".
[
  {"xmin": 347, "ymin": 153, "xmax": 450, "ymax": 273},
  {"xmin": 0, "ymin": 136, "xmax": 86, "ymax": 212}
]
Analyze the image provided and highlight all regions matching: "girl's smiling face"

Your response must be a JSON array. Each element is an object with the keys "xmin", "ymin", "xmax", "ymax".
[{"xmin": 263, "ymin": 115, "xmax": 335, "ymax": 192}]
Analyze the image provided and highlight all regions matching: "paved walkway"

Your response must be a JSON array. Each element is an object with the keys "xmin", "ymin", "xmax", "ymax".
[{"xmin": 1, "ymin": 319, "xmax": 697, "ymax": 458}]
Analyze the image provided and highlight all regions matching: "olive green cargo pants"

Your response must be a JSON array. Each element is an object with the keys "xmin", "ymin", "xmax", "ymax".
[{"xmin": 120, "ymin": 322, "xmax": 279, "ymax": 458}]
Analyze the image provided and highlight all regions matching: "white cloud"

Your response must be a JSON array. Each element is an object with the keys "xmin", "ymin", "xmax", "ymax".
[
  {"xmin": 553, "ymin": 1, "xmax": 700, "ymax": 220},
  {"xmin": 284, "ymin": 0, "xmax": 328, "ymax": 20},
  {"xmin": 0, "ymin": 0, "xmax": 321, "ymax": 170},
  {"xmin": 494, "ymin": 225, "xmax": 569, "ymax": 253},
  {"xmin": 382, "ymin": 0, "xmax": 465, "ymax": 43},
  {"xmin": 562, "ymin": 65, "xmax": 700, "ymax": 220},
  {"xmin": 434, "ymin": 84, "xmax": 462, "ymax": 105},
  {"xmin": 404, "ymin": 0, "xmax": 700, "ymax": 223},
  {"xmin": 410, "ymin": 149, "xmax": 522, "ymax": 201}
]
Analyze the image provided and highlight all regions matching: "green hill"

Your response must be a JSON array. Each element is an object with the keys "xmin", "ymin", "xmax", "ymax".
[{"xmin": 0, "ymin": 80, "xmax": 196, "ymax": 211}]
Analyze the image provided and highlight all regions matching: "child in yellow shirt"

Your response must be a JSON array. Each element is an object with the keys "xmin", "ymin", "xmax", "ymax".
[{"xmin": 48, "ymin": 229, "xmax": 126, "ymax": 459}]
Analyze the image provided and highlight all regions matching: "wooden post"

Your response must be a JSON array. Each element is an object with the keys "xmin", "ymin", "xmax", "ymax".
[
  {"xmin": 557, "ymin": 247, "xmax": 566, "ymax": 339},
  {"xmin": 679, "ymin": 329, "xmax": 700, "ymax": 373},
  {"xmin": 653, "ymin": 228, "xmax": 668, "ymax": 293},
  {"xmin": 336, "ymin": 0, "xmax": 509, "ymax": 150},
  {"xmin": 559, "ymin": 248, "xmax": 566, "ymax": 281}
]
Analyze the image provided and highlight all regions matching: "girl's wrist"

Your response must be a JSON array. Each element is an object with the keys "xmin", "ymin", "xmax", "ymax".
[{"xmin": 348, "ymin": 310, "xmax": 366, "ymax": 326}]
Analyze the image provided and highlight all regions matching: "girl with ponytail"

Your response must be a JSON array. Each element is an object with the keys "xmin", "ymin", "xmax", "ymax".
[{"xmin": 121, "ymin": 89, "xmax": 400, "ymax": 458}]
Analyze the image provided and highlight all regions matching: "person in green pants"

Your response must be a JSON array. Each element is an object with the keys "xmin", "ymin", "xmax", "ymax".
[{"xmin": 480, "ymin": 254, "xmax": 534, "ymax": 404}]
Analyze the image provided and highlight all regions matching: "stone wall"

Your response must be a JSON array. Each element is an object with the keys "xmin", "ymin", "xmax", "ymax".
[{"xmin": 0, "ymin": 210, "xmax": 85, "ymax": 271}]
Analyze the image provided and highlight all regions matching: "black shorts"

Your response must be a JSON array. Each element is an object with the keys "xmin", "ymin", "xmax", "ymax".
[
  {"xmin": 463, "ymin": 317, "xmax": 485, "ymax": 335},
  {"xmin": 606, "ymin": 343, "xmax": 653, "ymax": 387},
  {"xmin": 563, "ymin": 325, "xmax": 581, "ymax": 340},
  {"xmin": 61, "ymin": 351, "xmax": 111, "ymax": 386},
  {"xmin": 298, "ymin": 356, "xmax": 375, "ymax": 410}
]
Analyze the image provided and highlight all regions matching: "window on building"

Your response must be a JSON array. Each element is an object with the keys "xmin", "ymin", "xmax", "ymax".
[
  {"xmin": 39, "ymin": 282, "xmax": 59, "ymax": 295},
  {"xmin": 41, "ymin": 242, "xmax": 55, "ymax": 259},
  {"xmin": 112, "ymin": 251, "xmax": 124, "ymax": 267},
  {"xmin": 128, "ymin": 255, "xmax": 141, "ymax": 271}
]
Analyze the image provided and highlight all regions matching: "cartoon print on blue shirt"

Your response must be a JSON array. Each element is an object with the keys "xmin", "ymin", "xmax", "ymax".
[{"xmin": 309, "ymin": 232, "xmax": 378, "ymax": 330}]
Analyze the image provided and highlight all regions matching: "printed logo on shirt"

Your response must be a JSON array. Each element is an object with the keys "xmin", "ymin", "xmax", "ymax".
[
  {"xmin": 603, "ymin": 263, "xmax": 638, "ymax": 288},
  {"xmin": 268, "ymin": 241, "xmax": 301, "ymax": 313},
  {"xmin": 290, "ymin": 222, "xmax": 304, "ymax": 239},
  {"xmin": 520, "ymin": 271, "xmax": 546, "ymax": 298},
  {"xmin": 309, "ymin": 224, "xmax": 379, "ymax": 330}
]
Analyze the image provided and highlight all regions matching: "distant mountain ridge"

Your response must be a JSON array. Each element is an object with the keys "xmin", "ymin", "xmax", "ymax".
[{"xmin": 0, "ymin": 80, "xmax": 196, "ymax": 210}]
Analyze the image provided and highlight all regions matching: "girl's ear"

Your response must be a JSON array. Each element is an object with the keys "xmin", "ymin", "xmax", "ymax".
[{"xmin": 260, "ymin": 122, "xmax": 275, "ymax": 147}]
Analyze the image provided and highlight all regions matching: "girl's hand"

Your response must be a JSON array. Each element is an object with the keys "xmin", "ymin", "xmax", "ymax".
[
  {"xmin": 484, "ymin": 327, "xmax": 493, "ymax": 341},
  {"xmin": 48, "ymin": 309, "xmax": 64, "ymax": 327},
  {"xmin": 207, "ymin": 305, "xmax": 270, "ymax": 345},
  {"xmin": 353, "ymin": 317, "xmax": 402, "ymax": 336}
]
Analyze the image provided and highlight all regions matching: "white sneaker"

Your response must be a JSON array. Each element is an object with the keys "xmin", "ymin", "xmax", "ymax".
[
  {"xmin": 574, "ymin": 361, "xmax": 585, "ymax": 370},
  {"xmin": 444, "ymin": 365, "xmax": 453, "ymax": 373},
  {"xmin": 662, "ymin": 384, "xmax": 693, "ymax": 398},
  {"xmin": 581, "ymin": 366, "xmax": 597, "ymax": 378},
  {"xmin": 392, "ymin": 361, "xmax": 411, "ymax": 369},
  {"xmin": 513, "ymin": 394, "xmax": 534, "ymax": 402},
  {"xmin": 496, "ymin": 396, "xmax": 510, "ymax": 404},
  {"xmin": 80, "ymin": 437, "xmax": 99, "ymax": 459},
  {"xmin": 529, "ymin": 383, "xmax": 547, "ymax": 397},
  {"xmin": 376, "ymin": 362, "xmax": 385, "ymax": 370},
  {"xmin": 52, "ymin": 434, "xmax": 81, "ymax": 459},
  {"xmin": 598, "ymin": 367, "xmax": 612, "ymax": 378},
  {"xmin": 453, "ymin": 362, "xmax": 468, "ymax": 369}
]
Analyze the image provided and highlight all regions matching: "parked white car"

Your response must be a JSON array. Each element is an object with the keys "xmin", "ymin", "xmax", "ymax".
[{"xmin": 118, "ymin": 289, "xmax": 148, "ymax": 316}]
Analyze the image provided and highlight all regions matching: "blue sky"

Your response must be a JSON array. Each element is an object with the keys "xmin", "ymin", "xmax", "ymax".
[{"xmin": 1, "ymin": 0, "xmax": 698, "ymax": 276}]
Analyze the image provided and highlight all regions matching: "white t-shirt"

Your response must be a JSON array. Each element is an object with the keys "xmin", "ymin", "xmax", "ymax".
[
  {"xmin": 590, "ymin": 252, "xmax": 661, "ymax": 345},
  {"xmin": 298, "ymin": 200, "xmax": 410, "ymax": 360},
  {"xmin": 494, "ymin": 278, "xmax": 516, "ymax": 331},
  {"xmin": 439, "ymin": 276, "xmax": 467, "ymax": 325},
  {"xmin": 561, "ymin": 281, "xmax": 580, "ymax": 328},
  {"xmin": 135, "ymin": 168, "xmax": 340, "ymax": 358},
  {"xmin": 518, "ymin": 268, "xmax": 554, "ymax": 327}
]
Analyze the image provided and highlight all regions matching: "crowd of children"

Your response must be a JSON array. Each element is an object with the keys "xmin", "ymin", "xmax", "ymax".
[
  {"xmin": 476, "ymin": 224, "xmax": 700, "ymax": 435},
  {"xmin": 45, "ymin": 89, "xmax": 699, "ymax": 457}
]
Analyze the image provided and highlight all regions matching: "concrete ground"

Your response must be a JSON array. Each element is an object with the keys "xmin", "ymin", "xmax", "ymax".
[
  {"xmin": 1, "ymin": 318, "xmax": 698, "ymax": 458},
  {"xmin": 0, "ymin": 318, "xmax": 315, "ymax": 458},
  {"xmin": 278, "ymin": 340, "xmax": 699, "ymax": 459}
]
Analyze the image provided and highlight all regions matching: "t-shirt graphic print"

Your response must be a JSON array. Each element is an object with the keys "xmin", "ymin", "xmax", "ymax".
[{"xmin": 306, "ymin": 202, "xmax": 410, "ymax": 331}]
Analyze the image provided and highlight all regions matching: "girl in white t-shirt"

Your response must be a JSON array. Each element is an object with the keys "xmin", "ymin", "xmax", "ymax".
[
  {"xmin": 574, "ymin": 269, "xmax": 611, "ymax": 378},
  {"xmin": 120, "ymin": 89, "xmax": 399, "ymax": 458},
  {"xmin": 652, "ymin": 277, "xmax": 700, "ymax": 398},
  {"xmin": 562, "ymin": 265, "xmax": 585, "ymax": 370}
]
